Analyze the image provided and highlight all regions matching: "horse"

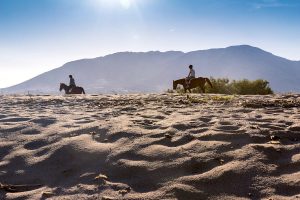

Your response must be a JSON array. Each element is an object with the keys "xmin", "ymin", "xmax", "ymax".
[
  {"xmin": 59, "ymin": 83, "xmax": 85, "ymax": 94},
  {"xmin": 173, "ymin": 77, "xmax": 213, "ymax": 93}
]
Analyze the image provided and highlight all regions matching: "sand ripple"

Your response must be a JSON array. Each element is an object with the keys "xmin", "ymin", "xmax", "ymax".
[{"xmin": 0, "ymin": 94, "xmax": 300, "ymax": 199}]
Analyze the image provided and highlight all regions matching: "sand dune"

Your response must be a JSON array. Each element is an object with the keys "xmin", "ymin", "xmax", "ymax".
[{"xmin": 0, "ymin": 94, "xmax": 300, "ymax": 199}]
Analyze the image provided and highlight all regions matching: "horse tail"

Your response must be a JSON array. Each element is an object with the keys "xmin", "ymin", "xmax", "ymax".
[
  {"xmin": 82, "ymin": 88, "xmax": 86, "ymax": 94},
  {"xmin": 205, "ymin": 78, "xmax": 213, "ymax": 88}
]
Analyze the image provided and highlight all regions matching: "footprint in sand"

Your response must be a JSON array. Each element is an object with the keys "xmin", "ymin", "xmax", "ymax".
[
  {"xmin": 132, "ymin": 119, "xmax": 161, "ymax": 130},
  {"xmin": 178, "ymin": 111, "xmax": 193, "ymax": 115},
  {"xmin": 281, "ymin": 121, "xmax": 293, "ymax": 126},
  {"xmin": 62, "ymin": 124, "xmax": 81, "ymax": 128},
  {"xmin": 215, "ymin": 124, "xmax": 241, "ymax": 131},
  {"xmin": 21, "ymin": 128, "xmax": 41, "ymax": 135},
  {"xmin": 30, "ymin": 118, "xmax": 57, "ymax": 127},
  {"xmin": 188, "ymin": 156, "xmax": 234, "ymax": 174},
  {"xmin": 199, "ymin": 132, "xmax": 247, "ymax": 143},
  {"xmin": 152, "ymin": 115, "xmax": 166, "ymax": 120},
  {"xmin": 2, "ymin": 125, "xmax": 27, "ymax": 133},
  {"xmin": 74, "ymin": 117, "xmax": 91, "ymax": 121},
  {"xmin": 90, "ymin": 114, "xmax": 105, "ymax": 120},
  {"xmin": 172, "ymin": 123, "xmax": 198, "ymax": 131},
  {"xmin": 190, "ymin": 128, "xmax": 209, "ymax": 134},
  {"xmin": 106, "ymin": 131, "xmax": 138, "ymax": 143},
  {"xmin": 142, "ymin": 124, "xmax": 160, "ymax": 130},
  {"xmin": 35, "ymin": 148, "xmax": 50, "ymax": 157},
  {"xmin": 160, "ymin": 110, "xmax": 173, "ymax": 115},
  {"xmin": 148, "ymin": 132, "xmax": 169, "ymax": 139},
  {"xmin": 151, "ymin": 134, "xmax": 196, "ymax": 147},
  {"xmin": 288, "ymin": 125, "xmax": 300, "ymax": 132},
  {"xmin": 0, "ymin": 114, "xmax": 7, "ymax": 119},
  {"xmin": 198, "ymin": 117, "xmax": 212, "ymax": 123},
  {"xmin": 75, "ymin": 119, "xmax": 95, "ymax": 124},
  {"xmin": 219, "ymin": 121, "xmax": 233, "ymax": 126},
  {"xmin": 0, "ymin": 146, "xmax": 13, "ymax": 160},
  {"xmin": 87, "ymin": 128, "xmax": 109, "ymax": 142},
  {"xmin": 0, "ymin": 117, "xmax": 31, "ymax": 123},
  {"xmin": 258, "ymin": 123, "xmax": 285, "ymax": 131},
  {"xmin": 24, "ymin": 140, "xmax": 50, "ymax": 150}
]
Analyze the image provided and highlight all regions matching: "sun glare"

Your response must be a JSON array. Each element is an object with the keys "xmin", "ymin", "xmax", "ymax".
[
  {"xmin": 95, "ymin": 0, "xmax": 133, "ymax": 9},
  {"xmin": 120, "ymin": 0, "xmax": 131, "ymax": 9}
]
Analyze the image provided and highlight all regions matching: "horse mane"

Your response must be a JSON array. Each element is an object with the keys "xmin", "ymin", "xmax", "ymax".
[{"xmin": 174, "ymin": 78, "xmax": 186, "ymax": 83}]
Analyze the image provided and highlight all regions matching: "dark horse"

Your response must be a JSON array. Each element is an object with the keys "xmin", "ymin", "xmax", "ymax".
[
  {"xmin": 59, "ymin": 83, "xmax": 85, "ymax": 94},
  {"xmin": 173, "ymin": 77, "xmax": 213, "ymax": 93}
]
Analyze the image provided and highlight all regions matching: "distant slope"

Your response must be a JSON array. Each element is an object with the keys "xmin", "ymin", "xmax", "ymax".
[{"xmin": 2, "ymin": 45, "xmax": 300, "ymax": 94}]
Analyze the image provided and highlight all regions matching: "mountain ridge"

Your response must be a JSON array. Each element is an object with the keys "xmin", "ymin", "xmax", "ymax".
[{"xmin": 2, "ymin": 45, "xmax": 300, "ymax": 94}]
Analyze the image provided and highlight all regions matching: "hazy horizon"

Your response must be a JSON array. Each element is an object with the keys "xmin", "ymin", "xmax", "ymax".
[
  {"xmin": 1, "ymin": 44, "xmax": 296, "ymax": 89},
  {"xmin": 1, "ymin": 0, "xmax": 300, "ymax": 88}
]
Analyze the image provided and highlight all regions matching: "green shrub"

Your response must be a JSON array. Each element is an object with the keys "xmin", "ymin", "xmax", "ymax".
[
  {"xmin": 231, "ymin": 79, "xmax": 273, "ymax": 95},
  {"xmin": 204, "ymin": 78, "xmax": 234, "ymax": 94},
  {"xmin": 205, "ymin": 78, "xmax": 273, "ymax": 95}
]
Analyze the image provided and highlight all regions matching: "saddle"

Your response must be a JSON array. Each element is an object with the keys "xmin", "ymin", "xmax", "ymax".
[
  {"xmin": 69, "ymin": 85, "xmax": 77, "ymax": 92},
  {"xmin": 186, "ymin": 77, "xmax": 196, "ymax": 87}
]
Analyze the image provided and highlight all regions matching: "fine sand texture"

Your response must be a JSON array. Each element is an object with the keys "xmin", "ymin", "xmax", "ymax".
[{"xmin": 0, "ymin": 93, "xmax": 300, "ymax": 200}]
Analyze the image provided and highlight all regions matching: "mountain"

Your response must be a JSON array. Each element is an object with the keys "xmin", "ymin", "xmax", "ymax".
[{"xmin": 2, "ymin": 45, "xmax": 300, "ymax": 94}]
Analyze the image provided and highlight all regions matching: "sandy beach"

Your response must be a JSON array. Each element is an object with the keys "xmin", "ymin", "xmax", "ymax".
[{"xmin": 0, "ymin": 93, "xmax": 300, "ymax": 200}]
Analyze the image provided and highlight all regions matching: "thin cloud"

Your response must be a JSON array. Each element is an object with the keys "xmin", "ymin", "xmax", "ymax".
[{"xmin": 251, "ymin": 0, "xmax": 299, "ymax": 9}]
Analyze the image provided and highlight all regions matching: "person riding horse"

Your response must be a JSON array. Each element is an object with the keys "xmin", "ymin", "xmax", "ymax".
[
  {"xmin": 69, "ymin": 75, "xmax": 76, "ymax": 92},
  {"xmin": 186, "ymin": 65, "xmax": 195, "ymax": 87}
]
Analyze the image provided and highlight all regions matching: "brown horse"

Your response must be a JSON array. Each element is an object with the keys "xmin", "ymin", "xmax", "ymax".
[
  {"xmin": 173, "ymin": 77, "xmax": 213, "ymax": 93},
  {"xmin": 59, "ymin": 83, "xmax": 85, "ymax": 94}
]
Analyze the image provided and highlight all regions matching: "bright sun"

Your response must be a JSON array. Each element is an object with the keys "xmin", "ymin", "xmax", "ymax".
[
  {"xmin": 120, "ymin": 0, "xmax": 131, "ymax": 9},
  {"xmin": 98, "ymin": 0, "xmax": 133, "ymax": 9}
]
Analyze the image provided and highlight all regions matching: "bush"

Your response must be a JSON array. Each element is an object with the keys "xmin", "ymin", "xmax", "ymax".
[
  {"xmin": 205, "ymin": 78, "xmax": 273, "ymax": 95},
  {"xmin": 231, "ymin": 79, "xmax": 273, "ymax": 95},
  {"xmin": 204, "ymin": 78, "xmax": 233, "ymax": 94}
]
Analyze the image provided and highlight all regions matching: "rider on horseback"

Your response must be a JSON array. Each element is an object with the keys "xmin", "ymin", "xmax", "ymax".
[
  {"xmin": 69, "ymin": 75, "xmax": 76, "ymax": 92},
  {"xmin": 186, "ymin": 65, "xmax": 195, "ymax": 87}
]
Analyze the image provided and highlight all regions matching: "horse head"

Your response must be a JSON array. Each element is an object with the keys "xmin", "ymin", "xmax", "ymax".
[{"xmin": 59, "ymin": 83, "xmax": 65, "ymax": 91}]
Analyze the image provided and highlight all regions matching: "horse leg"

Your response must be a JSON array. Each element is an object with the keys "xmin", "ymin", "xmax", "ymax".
[
  {"xmin": 201, "ymin": 86, "xmax": 205, "ymax": 93},
  {"xmin": 183, "ymin": 86, "xmax": 187, "ymax": 93}
]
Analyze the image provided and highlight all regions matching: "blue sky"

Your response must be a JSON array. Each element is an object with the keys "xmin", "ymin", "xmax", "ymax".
[{"xmin": 0, "ymin": 0, "xmax": 300, "ymax": 88}]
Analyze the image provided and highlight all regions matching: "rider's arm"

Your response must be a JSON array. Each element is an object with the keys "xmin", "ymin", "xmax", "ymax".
[{"xmin": 187, "ymin": 70, "xmax": 191, "ymax": 77}]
